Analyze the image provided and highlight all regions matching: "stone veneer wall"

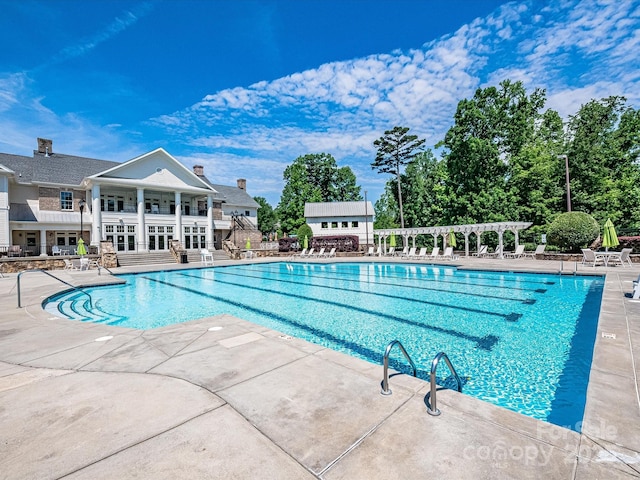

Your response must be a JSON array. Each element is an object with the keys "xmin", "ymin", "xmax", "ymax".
[
  {"xmin": 38, "ymin": 187, "xmax": 86, "ymax": 211},
  {"xmin": 0, "ymin": 256, "xmax": 101, "ymax": 273}
]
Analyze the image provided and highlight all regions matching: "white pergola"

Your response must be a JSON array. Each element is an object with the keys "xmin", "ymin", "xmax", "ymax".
[{"xmin": 374, "ymin": 222, "xmax": 533, "ymax": 259}]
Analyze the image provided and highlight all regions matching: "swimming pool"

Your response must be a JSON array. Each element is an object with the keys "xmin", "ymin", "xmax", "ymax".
[{"xmin": 44, "ymin": 262, "xmax": 604, "ymax": 430}]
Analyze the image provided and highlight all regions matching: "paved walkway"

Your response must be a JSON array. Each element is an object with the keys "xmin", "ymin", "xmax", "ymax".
[{"xmin": 0, "ymin": 256, "xmax": 639, "ymax": 479}]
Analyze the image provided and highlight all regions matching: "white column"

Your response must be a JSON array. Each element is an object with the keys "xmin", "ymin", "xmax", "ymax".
[
  {"xmin": 207, "ymin": 195, "xmax": 214, "ymax": 249},
  {"xmin": 464, "ymin": 232, "xmax": 470, "ymax": 257},
  {"xmin": 137, "ymin": 187, "xmax": 146, "ymax": 252},
  {"xmin": 39, "ymin": 229, "xmax": 47, "ymax": 255},
  {"xmin": 91, "ymin": 184, "xmax": 101, "ymax": 247},
  {"xmin": 175, "ymin": 192, "xmax": 182, "ymax": 246},
  {"xmin": 498, "ymin": 230, "xmax": 505, "ymax": 259}
]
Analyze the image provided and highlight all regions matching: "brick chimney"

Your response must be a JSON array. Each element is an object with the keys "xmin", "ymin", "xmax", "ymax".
[
  {"xmin": 193, "ymin": 165, "xmax": 204, "ymax": 176},
  {"xmin": 237, "ymin": 178, "xmax": 246, "ymax": 190},
  {"xmin": 37, "ymin": 138, "xmax": 53, "ymax": 155}
]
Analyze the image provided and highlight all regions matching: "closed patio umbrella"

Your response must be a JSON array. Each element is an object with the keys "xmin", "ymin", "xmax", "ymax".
[
  {"xmin": 303, "ymin": 235, "xmax": 308, "ymax": 250},
  {"xmin": 76, "ymin": 238, "xmax": 87, "ymax": 256},
  {"xmin": 602, "ymin": 218, "xmax": 619, "ymax": 251},
  {"xmin": 389, "ymin": 234, "xmax": 396, "ymax": 248},
  {"xmin": 245, "ymin": 238, "xmax": 251, "ymax": 249},
  {"xmin": 448, "ymin": 229, "xmax": 457, "ymax": 248}
]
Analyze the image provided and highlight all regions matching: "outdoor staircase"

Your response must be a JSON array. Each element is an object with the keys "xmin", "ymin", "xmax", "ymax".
[{"xmin": 116, "ymin": 249, "xmax": 230, "ymax": 267}]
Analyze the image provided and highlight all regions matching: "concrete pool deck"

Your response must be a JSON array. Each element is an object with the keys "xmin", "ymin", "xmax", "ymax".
[{"xmin": 0, "ymin": 257, "xmax": 639, "ymax": 479}]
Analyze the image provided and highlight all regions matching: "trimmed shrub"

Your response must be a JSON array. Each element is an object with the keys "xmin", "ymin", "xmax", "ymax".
[
  {"xmin": 297, "ymin": 224, "xmax": 313, "ymax": 241},
  {"xmin": 547, "ymin": 212, "xmax": 600, "ymax": 252}
]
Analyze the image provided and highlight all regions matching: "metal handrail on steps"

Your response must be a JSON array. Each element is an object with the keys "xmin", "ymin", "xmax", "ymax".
[
  {"xmin": 381, "ymin": 340, "xmax": 417, "ymax": 395},
  {"xmin": 16, "ymin": 269, "xmax": 93, "ymax": 309},
  {"xmin": 427, "ymin": 352, "xmax": 463, "ymax": 416}
]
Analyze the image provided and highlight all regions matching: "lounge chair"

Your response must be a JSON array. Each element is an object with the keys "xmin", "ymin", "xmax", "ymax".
[
  {"xmin": 398, "ymin": 246, "xmax": 409, "ymax": 257},
  {"xmin": 404, "ymin": 247, "xmax": 416, "ymax": 259},
  {"xmin": 472, "ymin": 245, "xmax": 488, "ymax": 257},
  {"xmin": 313, "ymin": 247, "xmax": 326, "ymax": 257},
  {"xmin": 617, "ymin": 248, "xmax": 633, "ymax": 267},
  {"xmin": 320, "ymin": 247, "xmax": 336, "ymax": 258},
  {"xmin": 294, "ymin": 248, "xmax": 308, "ymax": 258},
  {"xmin": 523, "ymin": 244, "xmax": 545, "ymax": 258},
  {"xmin": 413, "ymin": 247, "xmax": 428, "ymax": 260},
  {"xmin": 301, "ymin": 248, "xmax": 314, "ymax": 258},
  {"xmin": 504, "ymin": 245, "xmax": 525, "ymax": 259},
  {"xmin": 365, "ymin": 246, "xmax": 374, "ymax": 256},
  {"xmin": 200, "ymin": 249, "xmax": 214, "ymax": 265},
  {"xmin": 485, "ymin": 246, "xmax": 502, "ymax": 258},
  {"xmin": 385, "ymin": 247, "xmax": 395, "ymax": 256},
  {"xmin": 581, "ymin": 248, "xmax": 605, "ymax": 267},
  {"xmin": 438, "ymin": 246, "xmax": 458, "ymax": 260},
  {"xmin": 425, "ymin": 247, "xmax": 440, "ymax": 260}
]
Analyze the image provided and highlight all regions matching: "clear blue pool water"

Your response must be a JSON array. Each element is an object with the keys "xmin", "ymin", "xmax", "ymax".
[{"xmin": 44, "ymin": 262, "xmax": 604, "ymax": 430}]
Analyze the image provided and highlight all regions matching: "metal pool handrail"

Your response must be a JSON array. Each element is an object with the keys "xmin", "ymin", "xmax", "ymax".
[
  {"xmin": 17, "ymin": 269, "xmax": 93, "ymax": 309},
  {"xmin": 381, "ymin": 339, "xmax": 417, "ymax": 395},
  {"xmin": 427, "ymin": 351, "xmax": 463, "ymax": 416}
]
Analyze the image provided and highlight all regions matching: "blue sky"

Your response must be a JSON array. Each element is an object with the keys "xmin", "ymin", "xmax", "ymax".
[{"xmin": 1, "ymin": 1, "xmax": 639, "ymax": 206}]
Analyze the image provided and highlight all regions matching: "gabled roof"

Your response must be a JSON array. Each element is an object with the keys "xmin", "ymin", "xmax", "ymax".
[
  {"xmin": 0, "ymin": 151, "xmax": 117, "ymax": 186},
  {"xmin": 305, "ymin": 201, "xmax": 374, "ymax": 218},
  {"xmin": 87, "ymin": 148, "xmax": 216, "ymax": 193},
  {"xmin": 207, "ymin": 183, "xmax": 259, "ymax": 208}
]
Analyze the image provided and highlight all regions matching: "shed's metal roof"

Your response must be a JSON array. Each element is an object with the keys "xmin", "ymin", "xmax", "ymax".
[{"xmin": 304, "ymin": 201, "xmax": 374, "ymax": 218}]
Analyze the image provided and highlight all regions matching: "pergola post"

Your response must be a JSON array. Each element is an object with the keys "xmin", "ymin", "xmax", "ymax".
[{"xmin": 464, "ymin": 231, "xmax": 470, "ymax": 257}]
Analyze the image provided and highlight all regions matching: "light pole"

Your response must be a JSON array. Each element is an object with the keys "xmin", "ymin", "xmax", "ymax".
[
  {"xmin": 558, "ymin": 155, "xmax": 571, "ymax": 212},
  {"xmin": 364, "ymin": 191, "xmax": 369, "ymax": 251},
  {"xmin": 78, "ymin": 199, "xmax": 86, "ymax": 242}
]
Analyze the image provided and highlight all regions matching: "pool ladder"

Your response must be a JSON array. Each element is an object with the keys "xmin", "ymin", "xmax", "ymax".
[{"xmin": 381, "ymin": 340, "xmax": 463, "ymax": 416}]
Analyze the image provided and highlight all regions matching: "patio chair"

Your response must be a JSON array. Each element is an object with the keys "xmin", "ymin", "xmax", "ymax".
[
  {"xmin": 618, "ymin": 248, "xmax": 633, "ymax": 267},
  {"xmin": 581, "ymin": 248, "xmax": 605, "ymax": 267},
  {"xmin": 365, "ymin": 246, "xmax": 374, "ymax": 256},
  {"xmin": 52, "ymin": 245, "xmax": 62, "ymax": 256},
  {"xmin": 320, "ymin": 247, "xmax": 336, "ymax": 258},
  {"xmin": 313, "ymin": 247, "xmax": 326, "ymax": 257},
  {"xmin": 472, "ymin": 245, "xmax": 488, "ymax": 257},
  {"xmin": 79, "ymin": 258, "xmax": 90, "ymax": 271},
  {"xmin": 398, "ymin": 246, "xmax": 409, "ymax": 257},
  {"xmin": 425, "ymin": 247, "xmax": 440, "ymax": 260},
  {"xmin": 293, "ymin": 248, "xmax": 308, "ymax": 258},
  {"xmin": 404, "ymin": 247, "xmax": 416, "ymax": 258},
  {"xmin": 413, "ymin": 247, "xmax": 427, "ymax": 260},
  {"xmin": 485, "ymin": 246, "xmax": 502, "ymax": 258},
  {"xmin": 504, "ymin": 245, "xmax": 525, "ymax": 259},
  {"xmin": 301, "ymin": 248, "xmax": 314, "ymax": 258},
  {"xmin": 385, "ymin": 247, "xmax": 395, "ymax": 256},
  {"xmin": 63, "ymin": 259, "xmax": 76, "ymax": 270},
  {"xmin": 7, "ymin": 245, "xmax": 22, "ymax": 257},
  {"xmin": 200, "ymin": 249, "xmax": 214, "ymax": 265},
  {"xmin": 523, "ymin": 244, "xmax": 546, "ymax": 258},
  {"xmin": 438, "ymin": 247, "xmax": 458, "ymax": 260}
]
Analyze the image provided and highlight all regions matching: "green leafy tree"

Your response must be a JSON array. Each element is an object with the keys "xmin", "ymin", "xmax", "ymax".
[
  {"xmin": 373, "ymin": 185, "xmax": 399, "ymax": 230},
  {"xmin": 277, "ymin": 153, "xmax": 361, "ymax": 234},
  {"xmin": 372, "ymin": 126, "xmax": 425, "ymax": 228},
  {"xmin": 400, "ymin": 150, "xmax": 448, "ymax": 228},
  {"xmin": 254, "ymin": 196, "xmax": 278, "ymax": 236},
  {"xmin": 566, "ymin": 97, "xmax": 640, "ymax": 227},
  {"xmin": 439, "ymin": 80, "xmax": 546, "ymax": 224}
]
